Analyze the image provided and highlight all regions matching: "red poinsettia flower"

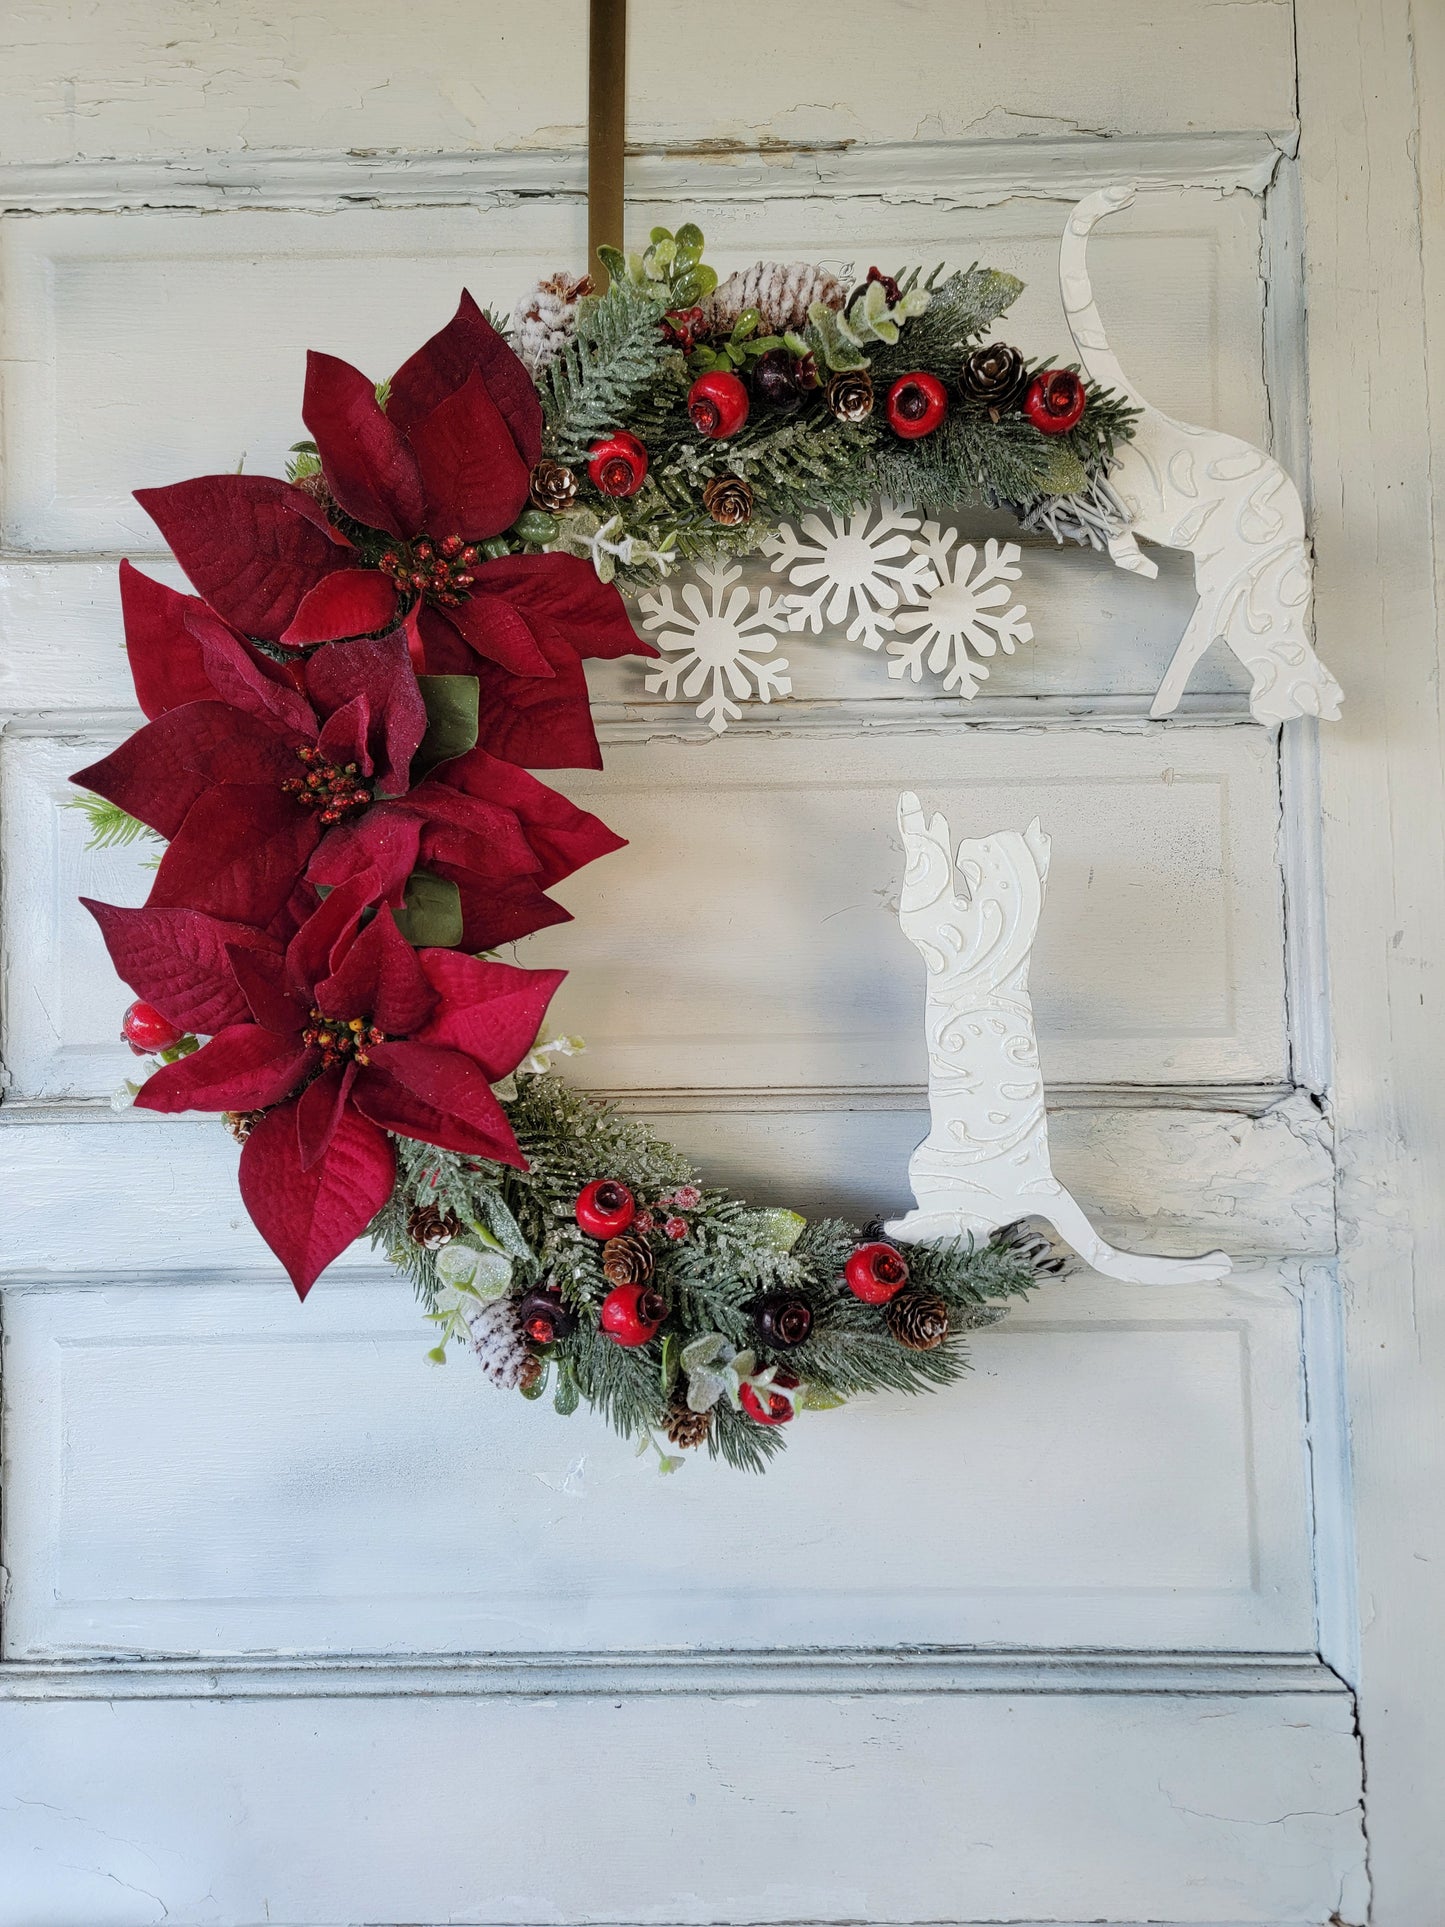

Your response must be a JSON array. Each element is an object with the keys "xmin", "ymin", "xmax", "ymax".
[
  {"xmin": 133, "ymin": 294, "xmax": 653, "ymax": 770},
  {"xmin": 83, "ymin": 872, "xmax": 564, "ymax": 1295},
  {"xmin": 73, "ymin": 568, "xmax": 624, "ymax": 940}
]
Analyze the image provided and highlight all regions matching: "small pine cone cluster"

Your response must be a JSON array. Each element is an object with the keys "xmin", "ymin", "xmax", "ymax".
[
  {"xmin": 510, "ymin": 271, "xmax": 593, "ymax": 377},
  {"xmin": 703, "ymin": 261, "xmax": 848, "ymax": 336},
  {"xmin": 885, "ymin": 1293, "xmax": 950, "ymax": 1351},
  {"xmin": 662, "ymin": 1402, "xmax": 712, "ymax": 1449},
  {"xmin": 518, "ymin": 1352, "xmax": 545, "ymax": 1395},
  {"xmin": 407, "ymin": 1201, "xmax": 462, "ymax": 1249},
  {"xmin": 602, "ymin": 1231, "xmax": 655, "ymax": 1287},
  {"xmin": 529, "ymin": 459, "xmax": 579, "ymax": 515},
  {"xmin": 464, "ymin": 1295, "xmax": 532, "ymax": 1389},
  {"xmin": 701, "ymin": 474, "xmax": 754, "ymax": 527},
  {"xmin": 222, "ymin": 1109, "xmax": 264, "ymax": 1142}
]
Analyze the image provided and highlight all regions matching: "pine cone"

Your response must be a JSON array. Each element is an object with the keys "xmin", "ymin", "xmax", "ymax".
[
  {"xmin": 222, "ymin": 1110, "xmax": 264, "ymax": 1142},
  {"xmin": 518, "ymin": 1351, "xmax": 544, "ymax": 1394},
  {"xmin": 662, "ymin": 1402, "xmax": 712, "ymax": 1449},
  {"xmin": 885, "ymin": 1293, "xmax": 950, "ymax": 1351},
  {"xmin": 529, "ymin": 459, "xmax": 579, "ymax": 515},
  {"xmin": 703, "ymin": 262, "xmax": 848, "ymax": 336},
  {"xmin": 826, "ymin": 371, "xmax": 874, "ymax": 423},
  {"xmin": 407, "ymin": 1201, "xmax": 462, "ymax": 1249},
  {"xmin": 602, "ymin": 1231, "xmax": 655, "ymax": 1287},
  {"xmin": 959, "ymin": 342, "xmax": 1028, "ymax": 414},
  {"xmin": 510, "ymin": 271, "xmax": 593, "ymax": 377},
  {"xmin": 701, "ymin": 474, "xmax": 754, "ymax": 527},
  {"xmin": 464, "ymin": 1296, "xmax": 532, "ymax": 1389}
]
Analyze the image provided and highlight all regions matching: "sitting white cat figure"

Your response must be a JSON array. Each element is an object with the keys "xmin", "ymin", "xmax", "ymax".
[
  {"xmin": 884, "ymin": 793, "xmax": 1231, "ymax": 1284},
  {"xmin": 1060, "ymin": 184, "xmax": 1344, "ymax": 726}
]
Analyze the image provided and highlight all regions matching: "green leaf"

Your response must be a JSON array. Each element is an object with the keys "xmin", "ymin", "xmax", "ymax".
[
  {"xmin": 674, "ymin": 222, "xmax": 704, "ymax": 258},
  {"xmin": 553, "ymin": 1365, "xmax": 580, "ymax": 1417},
  {"xmin": 415, "ymin": 675, "xmax": 479, "ymax": 772},
  {"xmin": 730, "ymin": 308, "xmax": 761, "ymax": 342},
  {"xmin": 649, "ymin": 225, "xmax": 672, "ymax": 245},
  {"xmin": 660, "ymin": 1331, "xmax": 681, "ymax": 1398},
  {"xmin": 425, "ymin": 1344, "xmax": 448, "ymax": 1366},
  {"xmin": 596, "ymin": 244, "xmax": 627, "ymax": 283},
  {"xmin": 392, "ymin": 870, "xmax": 464, "ymax": 947},
  {"xmin": 798, "ymin": 1385, "xmax": 847, "ymax": 1412},
  {"xmin": 512, "ymin": 509, "xmax": 558, "ymax": 544},
  {"xmin": 520, "ymin": 1358, "xmax": 550, "ymax": 1401},
  {"xmin": 436, "ymin": 1242, "xmax": 513, "ymax": 1299}
]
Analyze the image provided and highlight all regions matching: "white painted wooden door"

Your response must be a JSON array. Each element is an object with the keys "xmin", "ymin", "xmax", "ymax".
[{"xmin": 0, "ymin": 2, "xmax": 1439, "ymax": 1921}]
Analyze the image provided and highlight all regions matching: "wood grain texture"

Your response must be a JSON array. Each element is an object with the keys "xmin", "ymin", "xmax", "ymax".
[{"xmin": 1298, "ymin": 0, "xmax": 1445, "ymax": 1917}]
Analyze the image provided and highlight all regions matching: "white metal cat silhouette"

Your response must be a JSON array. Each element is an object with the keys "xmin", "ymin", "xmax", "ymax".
[
  {"xmin": 884, "ymin": 793, "xmax": 1231, "ymax": 1284},
  {"xmin": 1061, "ymin": 185, "xmax": 1343, "ymax": 726}
]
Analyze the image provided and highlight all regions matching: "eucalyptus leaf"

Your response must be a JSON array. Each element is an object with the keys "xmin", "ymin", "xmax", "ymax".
[
  {"xmin": 553, "ymin": 1366, "xmax": 580, "ymax": 1417},
  {"xmin": 798, "ymin": 1385, "xmax": 847, "ymax": 1412},
  {"xmin": 435, "ymin": 1243, "xmax": 513, "ymax": 1299},
  {"xmin": 393, "ymin": 871, "xmax": 464, "ymax": 948},
  {"xmin": 415, "ymin": 675, "xmax": 479, "ymax": 771}
]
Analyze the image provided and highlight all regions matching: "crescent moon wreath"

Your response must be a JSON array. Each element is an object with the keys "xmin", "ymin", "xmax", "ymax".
[{"xmin": 72, "ymin": 197, "xmax": 1335, "ymax": 1472}]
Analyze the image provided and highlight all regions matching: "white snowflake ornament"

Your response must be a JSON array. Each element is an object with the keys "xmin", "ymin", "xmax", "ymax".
[
  {"xmin": 639, "ymin": 561, "xmax": 792, "ymax": 734},
  {"xmin": 763, "ymin": 500, "xmax": 937, "ymax": 650},
  {"xmin": 886, "ymin": 527, "xmax": 1033, "ymax": 697}
]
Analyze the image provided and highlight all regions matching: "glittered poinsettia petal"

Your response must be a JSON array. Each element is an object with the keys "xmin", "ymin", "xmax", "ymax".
[
  {"xmin": 82, "ymin": 898, "xmax": 279, "ymax": 1035},
  {"xmin": 387, "ymin": 290, "xmax": 543, "ymax": 468},
  {"xmin": 306, "ymin": 807, "xmax": 421, "ymax": 904},
  {"xmin": 134, "ymin": 1023, "xmax": 312, "ymax": 1114},
  {"xmin": 145, "ymin": 785, "xmax": 323, "ymax": 928},
  {"xmin": 239, "ymin": 1098, "xmax": 395, "ymax": 1299},
  {"xmin": 438, "ymin": 592, "xmax": 556, "ymax": 679},
  {"xmin": 414, "ymin": 953, "xmax": 565, "ymax": 1081},
  {"xmin": 186, "ymin": 608, "xmax": 317, "ymax": 739},
  {"xmin": 294, "ymin": 1061, "xmax": 357, "ymax": 1171},
  {"xmin": 303, "ymin": 632, "xmax": 427, "ymax": 796},
  {"xmin": 117, "ymin": 562, "xmax": 224, "ymax": 720},
  {"xmin": 437, "ymin": 746, "xmax": 627, "ymax": 886},
  {"xmin": 469, "ymin": 626, "xmax": 603, "ymax": 771},
  {"xmin": 302, "ymin": 350, "xmax": 427, "ymax": 540},
  {"xmin": 315, "ymin": 906, "xmax": 436, "ymax": 1037},
  {"xmin": 407, "ymin": 370, "xmax": 532, "ymax": 542},
  {"xmin": 474, "ymin": 553, "xmax": 653, "ymax": 662},
  {"xmin": 352, "ymin": 1042, "xmax": 527, "ymax": 1163},
  {"xmin": 226, "ymin": 942, "xmax": 304, "ymax": 1036},
  {"xmin": 442, "ymin": 866, "xmax": 573, "ymax": 951},
  {"xmin": 282, "ymin": 868, "xmax": 381, "ymax": 1002},
  {"xmin": 135, "ymin": 476, "xmax": 350, "ymax": 641},
  {"xmin": 279, "ymin": 570, "xmax": 401, "ymax": 648},
  {"xmin": 71, "ymin": 702, "xmax": 296, "ymax": 840}
]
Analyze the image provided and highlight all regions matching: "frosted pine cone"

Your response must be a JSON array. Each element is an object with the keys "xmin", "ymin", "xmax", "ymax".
[
  {"xmin": 464, "ymin": 1295, "xmax": 532, "ymax": 1389},
  {"xmin": 510, "ymin": 272, "xmax": 593, "ymax": 377},
  {"xmin": 703, "ymin": 262, "xmax": 849, "ymax": 337}
]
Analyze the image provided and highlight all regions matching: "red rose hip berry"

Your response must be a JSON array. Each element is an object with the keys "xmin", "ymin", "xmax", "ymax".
[
  {"xmin": 1022, "ymin": 369, "xmax": 1087, "ymax": 435},
  {"xmin": 844, "ymin": 1241, "xmax": 910, "ymax": 1304},
  {"xmin": 600, "ymin": 1284, "xmax": 669, "ymax": 1347},
  {"xmin": 120, "ymin": 1000, "xmax": 185, "ymax": 1056},
  {"xmin": 575, "ymin": 1179, "xmax": 637, "ymax": 1239},
  {"xmin": 739, "ymin": 1371, "xmax": 800, "ymax": 1425},
  {"xmin": 688, "ymin": 370, "xmax": 750, "ymax": 439},
  {"xmin": 886, "ymin": 372, "xmax": 948, "ymax": 439},
  {"xmin": 587, "ymin": 431, "xmax": 649, "ymax": 498}
]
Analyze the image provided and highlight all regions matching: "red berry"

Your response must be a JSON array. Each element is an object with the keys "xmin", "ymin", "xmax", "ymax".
[
  {"xmin": 587, "ymin": 431, "xmax": 649, "ymax": 498},
  {"xmin": 599, "ymin": 1284, "xmax": 669, "ymax": 1347},
  {"xmin": 120, "ymin": 1000, "xmax": 185, "ymax": 1056},
  {"xmin": 740, "ymin": 1371, "xmax": 800, "ymax": 1425},
  {"xmin": 575, "ymin": 1179, "xmax": 636, "ymax": 1239},
  {"xmin": 844, "ymin": 1241, "xmax": 910, "ymax": 1304},
  {"xmin": 886, "ymin": 372, "xmax": 949, "ymax": 439},
  {"xmin": 663, "ymin": 1215, "xmax": 688, "ymax": 1242},
  {"xmin": 1022, "ymin": 369, "xmax": 1087, "ymax": 435},
  {"xmin": 688, "ymin": 370, "xmax": 750, "ymax": 440}
]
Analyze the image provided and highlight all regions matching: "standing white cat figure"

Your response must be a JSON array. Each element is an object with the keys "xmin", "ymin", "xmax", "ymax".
[
  {"xmin": 884, "ymin": 793, "xmax": 1230, "ymax": 1284},
  {"xmin": 1061, "ymin": 184, "xmax": 1343, "ymax": 726}
]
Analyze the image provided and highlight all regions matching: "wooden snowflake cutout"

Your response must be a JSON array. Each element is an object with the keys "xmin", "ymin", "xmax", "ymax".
[
  {"xmin": 886, "ymin": 527, "xmax": 1034, "ymax": 696},
  {"xmin": 638, "ymin": 561, "xmax": 792, "ymax": 733},
  {"xmin": 762, "ymin": 500, "xmax": 938, "ymax": 649}
]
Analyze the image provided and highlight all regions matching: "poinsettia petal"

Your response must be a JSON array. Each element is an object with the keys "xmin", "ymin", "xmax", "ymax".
[
  {"xmin": 316, "ymin": 906, "xmax": 436, "ymax": 1036},
  {"xmin": 471, "ymin": 627, "xmax": 603, "ymax": 770},
  {"xmin": 438, "ymin": 746, "xmax": 626, "ymax": 885},
  {"xmin": 444, "ymin": 867, "xmax": 573, "ymax": 950},
  {"xmin": 352, "ymin": 1043, "xmax": 526, "ymax": 1164},
  {"xmin": 302, "ymin": 350, "xmax": 427, "ymax": 539},
  {"xmin": 82, "ymin": 898, "xmax": 277, "ymax": 1034},
  {"xmin": 135, "ymin": 1024, "xmax": 312, "ymax": 1114},
  {"xmin": 226, "ymin": 942, "xmax": 304, "ymax": 1035},
  {"xmin": 117, "ymin": 562, "xmax": 222, "ymax": 720},
  {"xmin": 295, "ymin": 1061, "xmax": 357, "ymax": 1171},
  {"xmin": 440, "ymin": 591, "xmax": 555, "ymax": 678},
  {"xmin": 407, "ymin": 787, "xmax": 539, "ymax": 878},
  {"xmin": 414, "ymin": 953, "xmax": 565, "ymax": 1080},
  {"xmin": 239, "ymin": 1098, "xmax": 395, "ymax": 1298},
  {"xmin": 279, "ymin": 570, "xmax": 400, "ymax": 648},
  {"xmin": 306, "ymin": 807, "xmax": 421, "ymax": 903},
  {"xmin": 316, "ymin": 694, "xmax": 371, "ymax": 774},
  {"xmin": 283, "ymin": 868, "xmax": 382, "ymax": 1000},
  {"xmin": 135, "ymin": 476, "xmax": 350, "ymax": 640},
  {"xmin": 303, "ymin": 631, "xmax": 427, "ymax": 795},
  {"xmin": 474, "ymin": 553, "xmax": 653, "ymax": 661},
  {"xmin": 387, "ymin": 289, "xmax": 543, "ymax": 467},
  {"xmin": 407, "ymin": 370, "xmax": 532, "ymax": 542},
  {"xmin": 146, "ymin": 785, "xmax": 322, "ymax": 927},
  {"xmin": 187, "ymin": 607, "xmax": 318, "ymax": 738},
  {"xmin": 72, "ymin": 702, "xmax": 295, "ymax": 839}
]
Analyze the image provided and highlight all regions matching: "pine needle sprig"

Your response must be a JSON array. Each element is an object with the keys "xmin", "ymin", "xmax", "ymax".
[{"xmin": 69, "ymin": 792, "xmax": 161, "ymax": 852}]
